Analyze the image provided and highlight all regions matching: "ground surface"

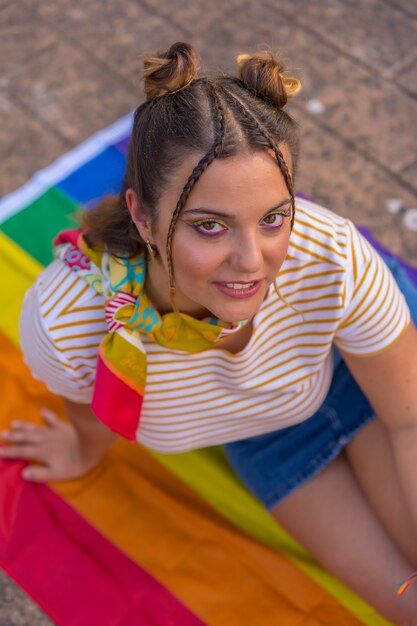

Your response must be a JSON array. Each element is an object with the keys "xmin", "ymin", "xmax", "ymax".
[{"xmin": 1, "ymin": 0, "xmax": 417, "ymax": 624}]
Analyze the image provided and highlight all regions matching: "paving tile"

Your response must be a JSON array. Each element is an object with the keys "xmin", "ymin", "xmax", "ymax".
[
  {"xmin": 0, "ymin": 2, "xmax": 58, "ymax": 77},
  {"xmin": 34, "ymin": 0, "xmax": 254, "ymax": 83},
  {"xmin": 216, "ymin": 6, "xmax": 417, "ymax": 175},
  {"xmin": 396, "ymin": 52, "xmax": 417, "ymax": 97},
  {"xmin": 193, "ymin": 8, "xmax": 304, "ymax": 74},
  {"xmin": 35, "ymin": 0, "xmax": 185, "ymax": 86},
  {"xmin": 384, "ymin": 0, "xmax": 417, "ymax": 19},
  {"xmin": 296, "ymin": 118, "xmax": 417, "ymax": 263},
  {"xmin": 262, "ymin": 0, "xmax": 417, "ymax": 74},
  {"xmin": 139, "ymin": 0, "xmax": 249, "ymax": 36},
  {"xmin": 0, "ymin": 96, "xmax": 68, "ymax": 198},
  {"xmin": 296, "ymin": 69, "xmax": 417, "ymax": 175},
  {"xmin": 0, "ymin": 569, "xmax": 54, "ymax": 626},
  {"xmin": 6, "ymin": 42, "xmax": 138, "ymax": 146},
  {"xmin": 400, "ymin": 159, "xmax": 417, "ymax": 191}
]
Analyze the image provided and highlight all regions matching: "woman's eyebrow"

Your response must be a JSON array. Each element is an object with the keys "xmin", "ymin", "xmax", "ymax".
[{"xmin": 183, "ymin": 198, "xmax": 292, "ymax": 218}]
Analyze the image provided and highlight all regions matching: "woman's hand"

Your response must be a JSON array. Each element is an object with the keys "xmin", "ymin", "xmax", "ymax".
[
  {"xmin": 0, "ymin": 399, "xmax": 118, "ymax": 482},
  {"xmin": 0, "ymin": 409, "xmax": 100, "ymax": 482}
]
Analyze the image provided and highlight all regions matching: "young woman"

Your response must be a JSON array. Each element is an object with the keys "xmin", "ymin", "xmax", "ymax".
[{"xmin": 3, "ymin": 42, "xmax": 417, "ymax": 623}]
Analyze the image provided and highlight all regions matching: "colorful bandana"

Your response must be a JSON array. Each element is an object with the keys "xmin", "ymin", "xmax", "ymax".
[{"xmin": 54, "ymin": 229, "xmax": 246, "ymax": 440}]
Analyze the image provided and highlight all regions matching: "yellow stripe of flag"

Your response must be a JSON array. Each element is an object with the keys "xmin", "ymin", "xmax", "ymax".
[
  {"xmin": 153, "ymin": 448, "xmax": 393, "ymax": 626},
  {"xmin": 0, "ymin": 231, "xmax": 43, "ymax": 345}
]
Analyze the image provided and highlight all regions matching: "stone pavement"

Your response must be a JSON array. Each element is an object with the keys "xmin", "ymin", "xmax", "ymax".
[{"xmin": 1, "ymin": 0, "xmax": 416, "ymax": 623}]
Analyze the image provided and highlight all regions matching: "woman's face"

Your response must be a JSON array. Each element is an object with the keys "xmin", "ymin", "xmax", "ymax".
[{"xmin": 143, "ymin": 148, "xmax": 292, "ymax": 322}]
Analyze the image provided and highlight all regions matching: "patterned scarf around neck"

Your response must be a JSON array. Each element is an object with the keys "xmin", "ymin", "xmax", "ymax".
[{"xmin": 53, "ymin": 229, "xmax": 247, "ymax": 440}]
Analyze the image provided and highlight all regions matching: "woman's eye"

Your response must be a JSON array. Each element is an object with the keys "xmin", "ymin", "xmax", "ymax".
[
  {"xmin": 193, "ymin": 220, "xmax": 227, "ymax": 236},
  {"xmin": 262, "ymin": 213, "xmax": 285, "ymax": 228}
]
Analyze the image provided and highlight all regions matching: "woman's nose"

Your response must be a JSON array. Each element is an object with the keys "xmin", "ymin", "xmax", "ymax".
[{"xmin": 230, "ymin": 232, "xmax": 263, "ymax": 274}]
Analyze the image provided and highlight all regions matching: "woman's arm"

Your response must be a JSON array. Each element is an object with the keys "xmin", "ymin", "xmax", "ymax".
[
  {"xmin": 0, "ymin": 400, "xmax": 117, "ymax": 482},
  {"xmin": 341, "ymin": 322, "xmax": 417, "ymax": 533},
  {"xmin": 64, "ymin": 399, "xmax": 118, "ymax": 468}
]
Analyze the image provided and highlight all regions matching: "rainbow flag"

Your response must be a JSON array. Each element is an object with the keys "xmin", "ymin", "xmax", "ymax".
[{"xmin": 0, "ymin": 113, "xmax": 395, "ymax": 625}]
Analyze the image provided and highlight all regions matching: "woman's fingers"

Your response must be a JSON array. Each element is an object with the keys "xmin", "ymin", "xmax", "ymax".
[
  {"xmin": 22, "ymin": 466, "xmax": 54, "ymax": 482},
  {"xmin": 0, "ymin": 413, "xmax": 90, "ymax": 482},
  {"xmin": 1, "ymin": 428, "xmax": 43, "ymax": 444},
  {"xmin": 40, "ymin": 409, "xmax": 59, "ymax": 427},
  {"xmin": 0, "ymin": 444, "xmax": 40, "ymax": 460},
  {"xmin": 0, "ymin": 419, "xmax": 56, "ymax": 458},
  {"xmin": 11, "ymin": 420, "xmax": 38, "ymax": 431},
  {"xmin": 1, "ymin": 419, "xmax": 51, "ymax": 445},
  {"xmin": 1, "ymin": 411, "xmax": 61, "ymax": 444}
]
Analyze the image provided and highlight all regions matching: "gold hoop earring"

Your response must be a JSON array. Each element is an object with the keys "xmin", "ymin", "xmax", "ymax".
[
  {"xmin": 169, "ymin": 286, "xmax": 181, "ymax": 331},
  {"xmin": 145, "ymin": 239, "xmax": 156, "ymax": 261}
]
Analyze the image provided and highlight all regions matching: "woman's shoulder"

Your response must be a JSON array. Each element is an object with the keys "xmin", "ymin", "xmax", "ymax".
[
  {"xmin": 29, "ymin": 258, "xmax": 106, "ymax": 323},
  {"xmin": 265, "ymin": 197, "xmax": 356, "ymax": 316},
  {"xmin": 19, "ymin": 258, "xmax": 107, "ymax": 402},
  {"xmin": 288, "ymin": 197, "xmax": 352, "ymax": 268},
  {"xmin": 294, "ymin": 198, "xmax": 351, "ymax": 248},
  {"xmin": 294, "ymin": 196, "xmax": 347, "ymax": 226},
  {"xmin": 21, "ymin": 257, "xmax": 107, "ymax": 352}
]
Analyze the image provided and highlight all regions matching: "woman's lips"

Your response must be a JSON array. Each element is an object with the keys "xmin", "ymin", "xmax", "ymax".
[{"xmin": 213, "ymin": 280, "xmax": 264, "ymax": 299}]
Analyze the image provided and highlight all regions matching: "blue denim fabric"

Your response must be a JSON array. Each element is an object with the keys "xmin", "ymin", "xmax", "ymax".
[{"xmin": 225, "ymin": 254, "xmax": 417, "ymax": 511}]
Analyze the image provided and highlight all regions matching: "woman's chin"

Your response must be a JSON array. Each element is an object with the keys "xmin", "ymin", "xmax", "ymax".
[
  {"xmin": 208, "ymin": 300, "xmax": 264, "ymax": 323},
  {"xmin": 176, "ymin": 284, "xmax": 270, "ymax": 322}
]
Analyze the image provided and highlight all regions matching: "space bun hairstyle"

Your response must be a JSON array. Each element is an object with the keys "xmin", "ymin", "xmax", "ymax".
[
  {"xmin": 143, "ymin": 42, "xmax": 200, "ymax": 99},
  {"xmin": 237, "ymin": 51, "xmax": 301, "ymax": 108},
  {"xmin": 83, "ymin": 42, "xmax": 301, "ymax": 294}
]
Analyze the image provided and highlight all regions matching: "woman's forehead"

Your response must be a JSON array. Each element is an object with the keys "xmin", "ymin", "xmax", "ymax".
[
  {"xmin": 160, "ymin": 149, "xmax": 291, "ymax": 209},
  {"xmin": 152, "ymin": 150, "xmax": 290, "ymax": 222}
]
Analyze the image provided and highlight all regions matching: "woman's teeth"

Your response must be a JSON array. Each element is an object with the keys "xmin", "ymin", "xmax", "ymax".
[{"xmin": 224, "ymin": 282, "xmax": 255, "ymax": 290}]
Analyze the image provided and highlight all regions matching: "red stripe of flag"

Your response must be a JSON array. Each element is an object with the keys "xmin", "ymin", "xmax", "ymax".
[{"xmin": 0, "ymin": 459, "xmax": 205, "ymax": 626}]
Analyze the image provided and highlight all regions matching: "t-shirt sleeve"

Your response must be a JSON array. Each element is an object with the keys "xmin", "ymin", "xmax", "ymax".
[
  {"xmin": 19, "ymin": 259, "xmax": 107, "ymax": 403},
  {"xmin": 334, "ymin": 220, "xmax": 411, "ymax": 356}
]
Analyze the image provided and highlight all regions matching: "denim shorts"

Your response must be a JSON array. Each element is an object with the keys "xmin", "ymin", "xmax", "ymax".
[{"xmin": 225, "ymin": 253, "xmax": 417, "ymax": 511}]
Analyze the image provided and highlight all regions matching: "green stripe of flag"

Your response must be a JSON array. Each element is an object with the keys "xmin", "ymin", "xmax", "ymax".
[{"xmin": 1, "ymin": 187, "xmax": 80, "ymax": 265}]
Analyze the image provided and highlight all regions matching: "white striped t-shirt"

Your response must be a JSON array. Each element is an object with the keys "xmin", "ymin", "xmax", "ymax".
[{"xmin": 19, "ymin": 199, "xmax": 410, "ymax": 453}]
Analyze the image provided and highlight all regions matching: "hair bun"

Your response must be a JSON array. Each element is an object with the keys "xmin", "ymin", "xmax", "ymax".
[
  {"xmin": 237, "ymin": 51, "xmax": 301, "ymax": 108},
  {"xmin": 143, "ymin": 42, "xmax": 199, "ymax": 99}
]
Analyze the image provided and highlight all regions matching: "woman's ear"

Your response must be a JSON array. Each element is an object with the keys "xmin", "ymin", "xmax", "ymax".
[{"xmin": 126, "ymin": 189, "xmax": 152, "ymax": 242}]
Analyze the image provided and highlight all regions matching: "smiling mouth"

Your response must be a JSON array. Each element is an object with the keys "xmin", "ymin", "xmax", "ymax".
[
  {"xmin": 223, "ymin": 282, "xmax": 257, "ymax": 290},
  {"xmin": 213, "ymin": 280, "xmax": 264, "ymax": 298}
]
